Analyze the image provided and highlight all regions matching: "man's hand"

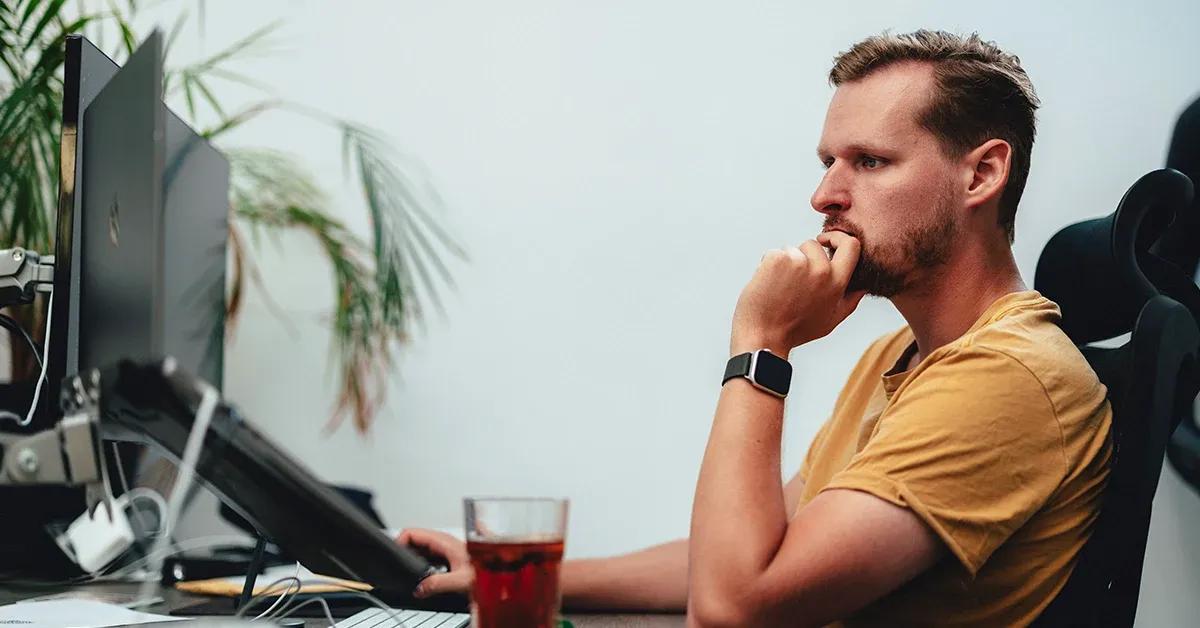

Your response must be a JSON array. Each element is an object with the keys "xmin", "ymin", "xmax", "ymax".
[
  {"xmin": 396, "ymin": 528, "xmax": 473, "ymax": 598},
  {"xmin": 730, "ymin": 230, "xmax": 866, "ymax": 356}
]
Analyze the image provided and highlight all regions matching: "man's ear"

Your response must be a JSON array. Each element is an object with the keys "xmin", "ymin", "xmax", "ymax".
[{"xmin": 962, "ymin": 139, "xmax": 1012, "ymax": 211}]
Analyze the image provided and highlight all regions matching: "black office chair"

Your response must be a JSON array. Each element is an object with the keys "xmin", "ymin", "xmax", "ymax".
[
  {"xmin": 1158, "ymin": 94, "xmax": 1200, "ymax": 491},
  {"xmin": 1031, "ymin": 168, "xmax": 1200, "ymax": 627}
]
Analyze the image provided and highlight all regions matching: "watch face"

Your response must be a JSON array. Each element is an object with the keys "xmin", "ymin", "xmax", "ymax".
[{"xmin": 754, "ymin": 351, "xmax": 792, "ymax": 395}]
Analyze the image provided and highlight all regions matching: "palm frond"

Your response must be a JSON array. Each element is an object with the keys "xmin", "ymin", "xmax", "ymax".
[
  {"xmin": 0, "ymin": 1, "xmax": 466, "ymax": 432},
  {"xmin": 339, "ymin": 122, "xmax": 466, "ymax": 327},
  {"xmin": 228, "ymin": 148, "xmax": 401, "ymax": 432}
]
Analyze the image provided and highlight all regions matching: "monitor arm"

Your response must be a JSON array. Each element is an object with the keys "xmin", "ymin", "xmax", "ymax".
[
  {"xmin": 0, "ymin": 247, "xmax": 55, "ymax": 307},
  {"xmin": 0, "ymin": 373, "xmax": 114, "ymax": 520}
]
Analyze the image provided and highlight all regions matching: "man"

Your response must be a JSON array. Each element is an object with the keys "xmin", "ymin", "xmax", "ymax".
[{"xmin": 398, "ymin": 30, "xmax": 1112, "ymax": 627}]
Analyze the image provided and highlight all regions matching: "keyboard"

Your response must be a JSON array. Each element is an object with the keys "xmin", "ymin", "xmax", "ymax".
[{"xmin": 335, "ymin": 607, "xmax": 470, "ymax": 628}]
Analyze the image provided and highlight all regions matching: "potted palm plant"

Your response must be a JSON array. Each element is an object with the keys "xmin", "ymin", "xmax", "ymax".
[{"xmin": 0, "ymin": 0, "xmax": 463, "ymax": 432}]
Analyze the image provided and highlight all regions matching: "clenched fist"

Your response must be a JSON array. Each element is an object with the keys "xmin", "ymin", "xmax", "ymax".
[{"xmin": 730, "ymin": 230, "xmax": 867, "ymax": 357}]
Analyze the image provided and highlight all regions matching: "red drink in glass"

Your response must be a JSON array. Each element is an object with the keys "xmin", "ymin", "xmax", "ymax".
[
  {"xmin": 464, "ymin": 498, "xmax": 569, "ymax": 628},
  {"xmin": 468, "ymin": 538, "xmax": 565, "ymax": 628}
]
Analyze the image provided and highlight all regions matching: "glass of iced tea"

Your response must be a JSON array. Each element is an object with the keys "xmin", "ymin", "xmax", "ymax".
[{"xmin": 464, "ymin": 497, "xmax": 569, "ymax": 628}]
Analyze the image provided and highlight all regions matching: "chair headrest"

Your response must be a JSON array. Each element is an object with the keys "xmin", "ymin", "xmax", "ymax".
[{"xmin": 1034, "ymin": 168, "xmax": 1196, "ymax": 344}]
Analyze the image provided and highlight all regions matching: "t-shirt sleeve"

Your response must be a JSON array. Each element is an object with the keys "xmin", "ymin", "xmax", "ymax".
[
  {"xmin": 798, "ymin": 414, "xmax": 834, "ymax": 484},
  {"xmin": 800, "ymin": 330, "xmax": 906, "ymax": 484},
  {"xmin": 820, "ymin": 346, "xmax": 1067, "ymax": 577}
]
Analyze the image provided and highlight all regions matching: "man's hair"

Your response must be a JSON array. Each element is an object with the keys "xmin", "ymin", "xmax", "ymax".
[{"xmin": 830, "ymin": 30, "xmax": 1040, "ymax": 242}]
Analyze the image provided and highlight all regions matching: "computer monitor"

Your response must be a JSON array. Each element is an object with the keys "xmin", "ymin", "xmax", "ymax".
[
  {"xmin": 69, "ymin": 33, "xmax": 226, "ymax": 390},
  {"xmin": 50, "ymin": 32, "xmax": 453, "ymax": 604}
]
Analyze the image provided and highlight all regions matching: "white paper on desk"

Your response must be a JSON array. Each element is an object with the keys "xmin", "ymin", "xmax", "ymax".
[{"xmin": 0, "ymin": 599, "xmax": 185, "ymax": 627}]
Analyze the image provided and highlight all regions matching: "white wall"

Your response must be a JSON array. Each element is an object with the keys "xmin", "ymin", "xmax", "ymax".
[{"xmin": 149, "ymin": 1, "xmax": 1200, "ymax": 624}]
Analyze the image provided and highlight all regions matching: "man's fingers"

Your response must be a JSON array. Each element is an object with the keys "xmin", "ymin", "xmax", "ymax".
[
  {"xmin": 797, "ymin": 240, "xmax": 828, "ymax": 267},
  {"xmin": 414, "ymin": 571, "xmax": 473, "ymax": 598},
  {"xmin": 818, "ymin": 231, "xmax": 861, "ymax": 288},
  {"xmin": 397, "ymin": 528, "xmax": 467, "ymax": 564}
]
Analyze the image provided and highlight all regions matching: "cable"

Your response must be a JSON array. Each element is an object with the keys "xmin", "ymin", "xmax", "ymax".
[
  {"xmin": 111, "ymin": 443, "xmax": 131, "ymax": 495},
  {"xmin": 251, "ymin": 576, "xmax": 302, "ymax": 621},
  {"xmin": 228, "ymin": 570, "xmax": 302, "ymax": 621},
  {"xmin": 305, "ymin": 587, "xmax": 409, "ymax": 627},
  {"xmin": 272, "ymin": 596, "xmax": 337, "ymax": 627},
  {"xmin": 96, "ymin": 534, "xmax": 254, "ymax": 582},
  {"xmin": 228, "ymin": 563, "xmax": 302, "ymax": 621},
  {"xmin": 120, "ymin": 487, "xmax": 168, "ymax": 539},
  {"xmin": 135, "ymin": 383, "xmax": 220, "ymax": 605},
  {"xmin": 0, "ymin": 312, "xmax": 42, "ymax": 369},
  {"xmin": 0, "ymin": 293, "xmax": 52, "ymax": 426},
  {"xmin": 3, "ymin": 534, "xmax": 256, "ymax": 588},
  {"xmin": 18, "ymin": 291, "xmax": 52, "ymax": 427},
  {"xmin": 108, "ymin": 447, "xmax": 167, "ymax": 542}
]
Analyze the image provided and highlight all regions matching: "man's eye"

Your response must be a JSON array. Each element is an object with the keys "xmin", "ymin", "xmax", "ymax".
[{"xmin": 860, "ymin": 156, "xmax": 882, "ymax": 169}]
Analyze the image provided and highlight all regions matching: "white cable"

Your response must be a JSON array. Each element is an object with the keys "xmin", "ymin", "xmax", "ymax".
[
  {"xmin": 121, "ymin": 487, "xmax": 169, "ymax": 538},
  {"xmin": 111, "ymin": 443, "xmax": 131, "ymax": 495},
  {"xmin": 2, "ymin": 291, "xmax": 53, "ymax": 426},
  {"xmin": 23, "ymin": 291, "xmax": 52, "ymax": 426},
  {"xmin": 272, "ymin": 596, "xmax": 337, "ymax": 627},
  {"xmin": 238, "ymin": 564, "xmax": 302, "ymax": 620},
  {"xmin": 7, "ymin": 534, "xmax": 255, "ymax": 589},
  {"xmin": 318, "ymin": 587, "xmax": 410, "ymax": 627},
  {"xmin": 252, "ymin": 578, "xmax": 301, "ymax": 621},
  {"xmin": 95, "ymin": 534, "xmax": 253, "ymax": 582},
  {"xmin": 136, "ymin": 383, "xmax": 220, "ymax": 604},
  {"xmin": 231, "ymin": 574, "xmax": 300, "ymax": 620}
]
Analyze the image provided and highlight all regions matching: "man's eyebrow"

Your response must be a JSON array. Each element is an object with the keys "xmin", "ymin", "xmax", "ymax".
[{"xmin": 816, "ymin": 143, "xmax": 889, "ymax": 159}]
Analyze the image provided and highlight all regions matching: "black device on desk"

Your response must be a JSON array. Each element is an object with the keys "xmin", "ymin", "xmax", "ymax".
[
  {"xmin": 0, "ymin": 30, "xmax": 465, "ymax": 614},
  {"xmin": 73, "ymin": 358, "xmax": 461, "ymax": 611}
]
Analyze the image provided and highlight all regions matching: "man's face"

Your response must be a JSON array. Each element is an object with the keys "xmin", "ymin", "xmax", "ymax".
[{"xmin": 813, "ymin": 62, "xmax": 962, "ymax": 297}]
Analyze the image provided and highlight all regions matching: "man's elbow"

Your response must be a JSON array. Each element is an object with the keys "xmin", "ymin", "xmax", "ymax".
[
  {"xmin": 687, "ymin": 595, "xmax": 754, "ymax": 628},
  {"xmin": 686, "ymin": 587, "xmax": 825, "ymax": 628}
]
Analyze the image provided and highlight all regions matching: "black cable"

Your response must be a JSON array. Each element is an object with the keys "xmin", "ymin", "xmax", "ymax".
[{"xmin": 0, "ymin": 313, "xmax": 41, "ymax": 370}]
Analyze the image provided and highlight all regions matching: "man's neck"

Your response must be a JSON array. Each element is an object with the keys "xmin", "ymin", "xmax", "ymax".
[{"xmin": 890, "ymin": 241, "xmax": 1027, "ymax": 365}]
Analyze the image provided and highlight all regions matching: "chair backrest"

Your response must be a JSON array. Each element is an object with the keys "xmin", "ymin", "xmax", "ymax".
[
  {"xmin": 1032, "ymin": 168, "xmax": 1200, "ymax": 627},
  {"xmin": 1159, "ymin": 95, "xmax": 1200, "ymax": 492}
]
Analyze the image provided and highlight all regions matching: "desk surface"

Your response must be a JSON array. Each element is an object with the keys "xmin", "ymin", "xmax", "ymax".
[{"xmin": 0, "ymin": 581, "xmax": 685, "ymax": 627}]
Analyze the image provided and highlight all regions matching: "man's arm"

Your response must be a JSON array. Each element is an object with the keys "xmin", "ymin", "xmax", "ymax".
[
  {"xmin": 688, "ymin": 232, "xmax": 941, "ymax": 627},
  {"xmin": 688, "ymin": 379, "xmax": 941, "ymax": 627},
  {"xmin": 560, "ymin": 470, "xmax": 808, "ymax": 612},
  {"xmin": 562, "ymin": 539, "xmax": 689, "ymax": 611}
]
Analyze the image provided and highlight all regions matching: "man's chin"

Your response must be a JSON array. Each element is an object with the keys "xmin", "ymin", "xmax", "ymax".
[{"xmin": 848, "ymin": 262, "xmax": 906, "ymax": 298}]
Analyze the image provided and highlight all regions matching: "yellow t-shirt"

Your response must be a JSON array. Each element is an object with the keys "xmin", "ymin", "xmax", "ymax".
[{"xmin": 798, "ymin": 290, "xmax": 1112, "ymax": 627}]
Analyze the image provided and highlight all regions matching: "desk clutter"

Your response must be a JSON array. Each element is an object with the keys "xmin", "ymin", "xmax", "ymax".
[{"xmin": 0, "ymin": 599, "xmax": 182, "ymax": 628}]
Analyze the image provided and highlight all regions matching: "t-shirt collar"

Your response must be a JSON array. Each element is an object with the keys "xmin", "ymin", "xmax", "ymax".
[{"xmin": 879, "ymin": 290, "xmax": 1047, "ymax": 397}]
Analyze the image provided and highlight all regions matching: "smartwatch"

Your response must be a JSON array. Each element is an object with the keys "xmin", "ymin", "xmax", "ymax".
[{"xmin": 722, "ymin": 349, "xmax": 792, "ymax": 398}]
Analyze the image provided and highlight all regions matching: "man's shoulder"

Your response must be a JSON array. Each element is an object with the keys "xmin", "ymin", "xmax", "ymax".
[
  {"xmin": 953, "ymin": 298, "xmax": 1105, "ymax": 408},
  {"xmin": 963, "ymin": 300, "xmax": 1088, "ymax": 370}
]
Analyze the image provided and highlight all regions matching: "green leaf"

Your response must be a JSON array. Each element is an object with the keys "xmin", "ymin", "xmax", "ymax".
[
  {"xmin": 191, "ymin": 74, "xmax": 225, "ymax": 118},
  {"xmin": 181, "ymin": 72, "xmax": 198, "ymax": 121},
  {"xmin": 23, "ymin": 0, "xmax": 68, "ymax": 51},
  {"xmin": 18, "ymin": 0, "xmax": 47, "ymax": 31},
  {"xmin": 201, "ymin": 99, "xmax": 278, "ymax": 140}
]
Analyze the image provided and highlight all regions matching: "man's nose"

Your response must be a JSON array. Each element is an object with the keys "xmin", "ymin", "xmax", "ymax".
[{"xmin": 811, "ymin": 167, "xmax": 851, "ymax": 216}]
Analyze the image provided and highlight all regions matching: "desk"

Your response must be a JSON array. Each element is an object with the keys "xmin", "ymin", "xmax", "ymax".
[{"xmin": 0, "ymin": 581, "xmax": 686, "ymax": 627}]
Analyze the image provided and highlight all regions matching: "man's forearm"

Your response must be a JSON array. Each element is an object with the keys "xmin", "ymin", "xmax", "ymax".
[
  {"xmin": 688, "ymin": 378, "xmax": 789, "ymax": 608},
  {"xmin": 562, "ymin": 539, "xmax": 689, "ymax": 612}
]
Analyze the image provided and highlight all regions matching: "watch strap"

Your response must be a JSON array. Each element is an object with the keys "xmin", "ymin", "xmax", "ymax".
[{"xmin": 722, "ymin": 352, "xmax": 753, "ymax": 385}]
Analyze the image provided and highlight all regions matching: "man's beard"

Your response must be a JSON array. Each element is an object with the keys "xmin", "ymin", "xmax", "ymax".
[{"xmin": 823, "ymin": 198, "xmax": 957, "ymax": 298}]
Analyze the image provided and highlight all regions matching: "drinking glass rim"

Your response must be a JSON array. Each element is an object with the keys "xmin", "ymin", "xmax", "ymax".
[{"xmin": 463, "ymin": 496, "xmax": 569, "ymax": 504}]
